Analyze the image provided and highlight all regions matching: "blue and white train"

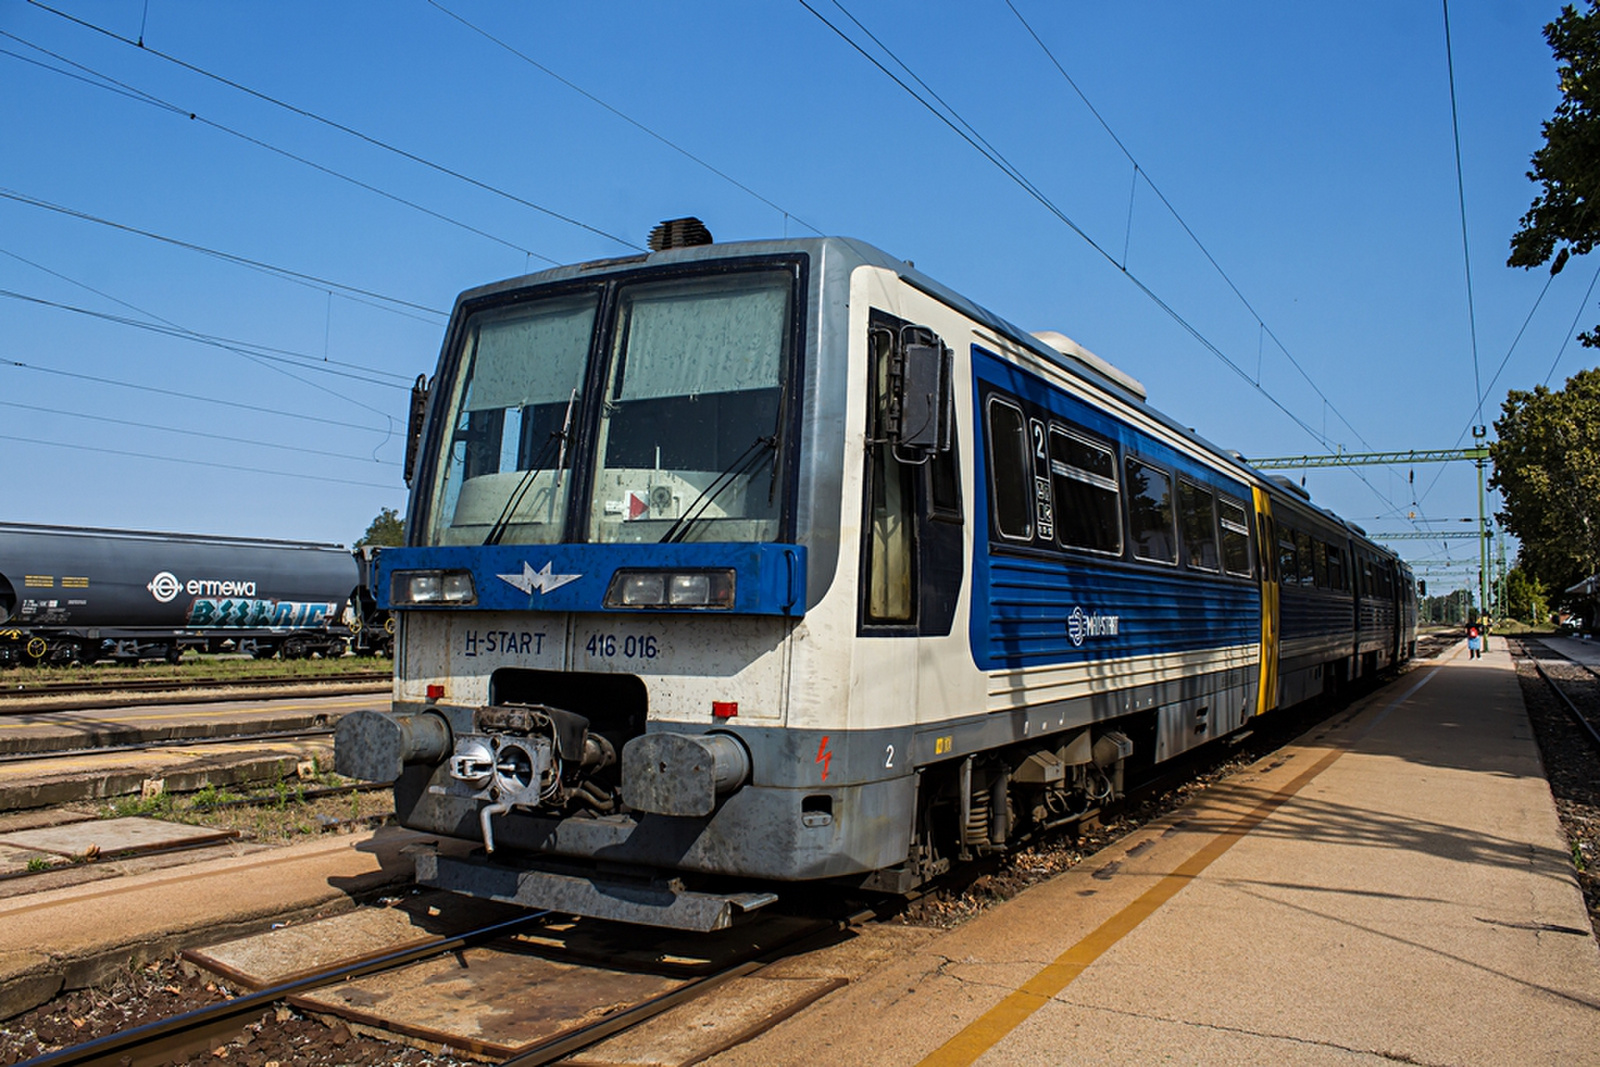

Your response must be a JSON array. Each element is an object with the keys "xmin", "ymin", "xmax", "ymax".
[{"xmin": 336, "ymin": 220, "xmax": 1416, "ymax": 931}]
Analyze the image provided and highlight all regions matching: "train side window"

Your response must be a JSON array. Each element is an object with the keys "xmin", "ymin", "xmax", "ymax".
[
  {"xmin": 1328, "ymin": 544, "xmax": 1345, "ymax": 592},
  {"xmin": 927, "ymin": 431, "xmax": 962, "ymax": 522},
  {"xmin": 1277, "ymin": 534, "xmax": 1297, "ymax": 586},
  {"xmin": 1125, "ymin": 458, "xmax": 1176, "ymax": 564},
  {"xmin": 1313, "ymin": 540, "xmax": 1329, "ymax": 588},
  {"xmin": 985, "ymin": 398, "xmax": 1033, "ymax": 541},
  {"xmin": 1217, "ymin": 495, "xmax": 1251, "ymax": 576},
  {"xmin": 1178, "ymin": 480, "xmax": 1219, "ymax": 571},
  {"xmin": 866, "ymin": 327, "xmax": 915, "ymax": 622},
  {"xmin": 1050, "ymin": 426, "xmax": 1121, "ymax": 554},
  {"xmin": 1294, "ymin": 529, "xmax": 1314, "ymax": 586}
]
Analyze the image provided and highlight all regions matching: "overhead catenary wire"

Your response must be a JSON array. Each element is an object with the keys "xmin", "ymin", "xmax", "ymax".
[
  {"xmin": 0, "ymin": 187, "xmax": 448, "ymax": 321},
  {"xmin": 0, "ymin": 358, "xmax": 392, "ymax": 435},
  {"xmin": 0, "ymin": 433, "xmax": 398, "ymax": 490},
  {"xmin": 0, "ymin": 35, "xmax": 557, "ymax": 263},
  {"xmin": 802, "ymin": 0, "xmax": 1415, "ymax": 526},
  {"xmin": 425, "ymin": 0, "xmax": 826, "ymax": 239},
  {"xmin": 1441, "ymin": 0, "xmax": 1486, "ymax": 430},
  {"xmin": 0, "ymin": 280, "xmax": 413, "ymax": 389},
  {"xmin": 0, "ymin": 400, "xmax": 404, "ymax": 468},
  {"xmin": 25, "ymin": 0, "xmax": 645, "ymax": 253},
  {"xmin": 1002, "ymin": 0, "xmax": 1375, "ymax": 457}
]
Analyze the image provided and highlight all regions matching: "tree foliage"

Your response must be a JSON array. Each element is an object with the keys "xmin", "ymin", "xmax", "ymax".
[
  {"xmin": 1504, "ymin": 566, "xmax": 1548, "ymax": 623},
  {"xmin": 1489, "ymin": 368, "xmax": 1600, "ymax": 596},
  {"xmin": 1509, "ymin": 2, "xmax": 1600, "ymax": 343},
  {"xmin": 356, "ymin": 506, "xmax": 404, "ymax": 547}
]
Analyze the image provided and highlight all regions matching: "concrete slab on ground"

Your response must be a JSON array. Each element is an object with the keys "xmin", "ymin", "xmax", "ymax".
[
  {"xmin": 0, "ymin": 693, "xmax": 379, "ymax": 756},
  {"xmin": 571, "ymin": 925, "xmax": 939, "ymax": 1067},
  {"xmin": 0, "ymin": 816, "xmax": 235, "ymax": 857},
  {"xmin": 291, "ymin": 945, "xmax": 689, "ymax": 1059},
  {"xmin": 183, "ymin": 889, "xmax": 528, "ymax": 989},
  {"xmin": 709, "ymin": 644, "xmax": 1600, "ymax": 1066},
  {"xmin": 0, "ymin": 825, "xmax": 470, "ymax": 1021},
  {"xmin": 0, "ymin": 738, "xmax": 332, "ymax": 810}
]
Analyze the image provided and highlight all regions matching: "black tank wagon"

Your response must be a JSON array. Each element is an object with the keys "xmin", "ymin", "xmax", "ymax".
[{"xmin": 0, "ymin": 523, "xmax": 360, "ymax": 665}]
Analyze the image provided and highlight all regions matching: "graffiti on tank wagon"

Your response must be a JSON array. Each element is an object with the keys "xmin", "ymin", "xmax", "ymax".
[{"xmin": 186, "ymin": 598, "xmax": 337, "ymax": 629}]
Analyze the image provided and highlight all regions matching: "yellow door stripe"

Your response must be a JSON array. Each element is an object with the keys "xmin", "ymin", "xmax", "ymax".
[{"xmin": 917, "ymin": 665, "xmax": 1442, "ymax": 1066}]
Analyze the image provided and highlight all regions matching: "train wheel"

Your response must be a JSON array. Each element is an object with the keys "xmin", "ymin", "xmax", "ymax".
[
  {"xmin": 76, "ymin": 641, "xmax": 100, "ymax": 666},
  {"xmin": 164, "ymin": 646, "xmax": 185, "ymax": 665},
  {"xmin": 281, "ymin": 638, "xmax": 307, "ymax": 661}
]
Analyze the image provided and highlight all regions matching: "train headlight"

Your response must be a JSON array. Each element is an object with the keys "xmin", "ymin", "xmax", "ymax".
[
  {"xmin": 391, "ymin": 569, "xmax": 477, "ymax": 606},
  {"xmin": 605, "ymin": 569, "xmax": 734, "ymax": 609}
]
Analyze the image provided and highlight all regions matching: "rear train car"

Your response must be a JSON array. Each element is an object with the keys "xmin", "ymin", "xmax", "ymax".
[
  {"xmin": 336, "ymin": 228, "xmax": 1415, "ymax": 930},
  {"xmin": 0, "ymin": 523, "xmax": 360, "ymax": 665}
]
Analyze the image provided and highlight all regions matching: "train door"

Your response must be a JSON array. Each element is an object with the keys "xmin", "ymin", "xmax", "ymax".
[
  {"xmin": 1252, "ymin": 487, "xmax": 1279, "ymax": 715},
  {"xmin": 856, "ymin": 309, "xmax": 962, "ymax": 720}
]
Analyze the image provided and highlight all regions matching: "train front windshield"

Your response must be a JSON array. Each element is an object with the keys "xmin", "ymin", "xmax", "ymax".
[{"xmin": 423, "ymin": 268, "xmax": 795, "ymax": 547}]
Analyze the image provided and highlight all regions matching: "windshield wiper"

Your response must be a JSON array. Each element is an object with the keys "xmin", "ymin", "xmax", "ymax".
[
  {"xmin": 484, "ymin": 390, "xmax": 578, "ymax": 546},
  {"xmin": 658, "ymin": 435, "xmax": 777, "ymax": 544}
]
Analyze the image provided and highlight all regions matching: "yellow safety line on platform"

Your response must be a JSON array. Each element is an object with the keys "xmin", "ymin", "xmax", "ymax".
[{"xmin": 918, "ymin": 662, "xmax": 1447, "ymax": 1066}]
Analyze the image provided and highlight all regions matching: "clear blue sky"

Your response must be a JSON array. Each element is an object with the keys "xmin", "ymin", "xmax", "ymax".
[{"xmin": 1, "ymin": 1, "xmax": 1586, "ymax": 594}]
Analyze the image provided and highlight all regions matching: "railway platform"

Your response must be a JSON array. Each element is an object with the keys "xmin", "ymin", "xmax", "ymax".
[
  {"xmin": 0, "ymin": 692, "xmax": 379, "ymax": 809},
  {"xmin": 712, "ymin": 640, "xmax": 1600, "ymax": 1066}
]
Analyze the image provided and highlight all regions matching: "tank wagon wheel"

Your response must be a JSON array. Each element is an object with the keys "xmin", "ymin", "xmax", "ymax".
[
  {"xmin": 323, "ymin": 638, "xmax": 347, "ymax": 660},
  {"xmin": 164, "ymin": 646, "xmax": 184, "ymax": 665},
  {"xmin": 281, "ymin": 638, "xmax": 307, "ymax": 661}
]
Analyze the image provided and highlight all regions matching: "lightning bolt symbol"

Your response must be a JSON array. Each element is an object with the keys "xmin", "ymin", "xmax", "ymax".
[{"xmin": 815, "ymin": 735, "xmax": 832, "ymax": 782}]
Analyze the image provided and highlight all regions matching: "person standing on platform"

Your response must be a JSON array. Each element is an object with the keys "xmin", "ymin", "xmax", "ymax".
[{"xmin": 1467, "ymin": 623, "xmax": 1483, "ymax": 659}]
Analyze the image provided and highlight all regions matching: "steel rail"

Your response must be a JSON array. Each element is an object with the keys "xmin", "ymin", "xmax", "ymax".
[
  {"xmin": 18, "ymin": 912, "xmax": 553, "ymax": 1067},
  {"xmin": 1, "ymin": 671, "xmax": 390, "ymax": 699},
  {"xmin": 497, "ymin": 906, "xmax": 873, "ymax": 1066},
  {"xmin": 1528, "ymin": 646, "xmax": 1600, "ymax": 757}
]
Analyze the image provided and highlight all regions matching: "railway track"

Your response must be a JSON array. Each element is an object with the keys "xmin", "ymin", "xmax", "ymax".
[
  {"xmin": 0, "ymin": 670, "xmax": 389, "ymax": 706},
  {"xmin": 20, "ymin": 904, "xmax": 865, "ymax": 1067},
  {"xmin": 1517, "ymin": 637, "xmax": 1600, "ymax": 756},
  {"xmin": 7, "ymin": 649, "xmax": 1457, "ymax": 1064}
]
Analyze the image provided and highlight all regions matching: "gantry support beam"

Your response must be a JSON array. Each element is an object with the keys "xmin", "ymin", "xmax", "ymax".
[{"xmin": 1248, "ymin": 446, "xmax": 1489, "ymax": 470}]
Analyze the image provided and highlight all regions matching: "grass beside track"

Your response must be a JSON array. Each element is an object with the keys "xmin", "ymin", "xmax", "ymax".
[{"xmin": 0, "ymin": 653, "xmax": 390, "ymax": 690}]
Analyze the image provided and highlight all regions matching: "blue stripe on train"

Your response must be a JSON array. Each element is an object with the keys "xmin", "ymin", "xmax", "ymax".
[{"xmin": 969, "ymin": 347, "xmax": 1260, "ymax": 672}]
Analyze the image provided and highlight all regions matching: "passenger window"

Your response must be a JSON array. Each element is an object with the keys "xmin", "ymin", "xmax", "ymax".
[
  {"xmin": 1313, "ymin": 540, "xmax": 1329, "ymax": 589},
  {"xmin": 1050, "ymin": 427, "xmax": 1121, "ymax": 554},
  {"xmin": 1294, "ymin": 530, "xmax": 1314, "ymax": 586},
  {"xmin": 986, "ymin": 398, "xmax": 1033, "ymax": 541},
  {"xmin": 1277, "ymin": 536, "xmax": 1297, "ymax": 586},
  {"xmin": 1328, "ymin": 545, "xmax": 1345, "ymax": 592},
  {"xmin": 1178, "ymin": 481, "xmax": 1219, "ymax": 571},
  {"xmin": 1217, "ymin": 496, "xmax": 1251, "ymax": 576},
  {"xmin": 1126, "ymin": 459, "xmax": 1176, "ymax": 564}
]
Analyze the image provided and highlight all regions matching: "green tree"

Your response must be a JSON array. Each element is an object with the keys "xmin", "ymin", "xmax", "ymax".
[
  {"xmin": 356, "ymin": 506, "xmax": 404, "ymax": 547},
  {"xmin": 1509, "ymin": 2, "xmax": 1600, "ymax": 343},
  {"xmin": 1489, "ymin": 368, "xmax": 1600, "ymax": 595},
  {"xmin": 1504, "ymin": 566, "xmax": 1547, "ymax": 623}
]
